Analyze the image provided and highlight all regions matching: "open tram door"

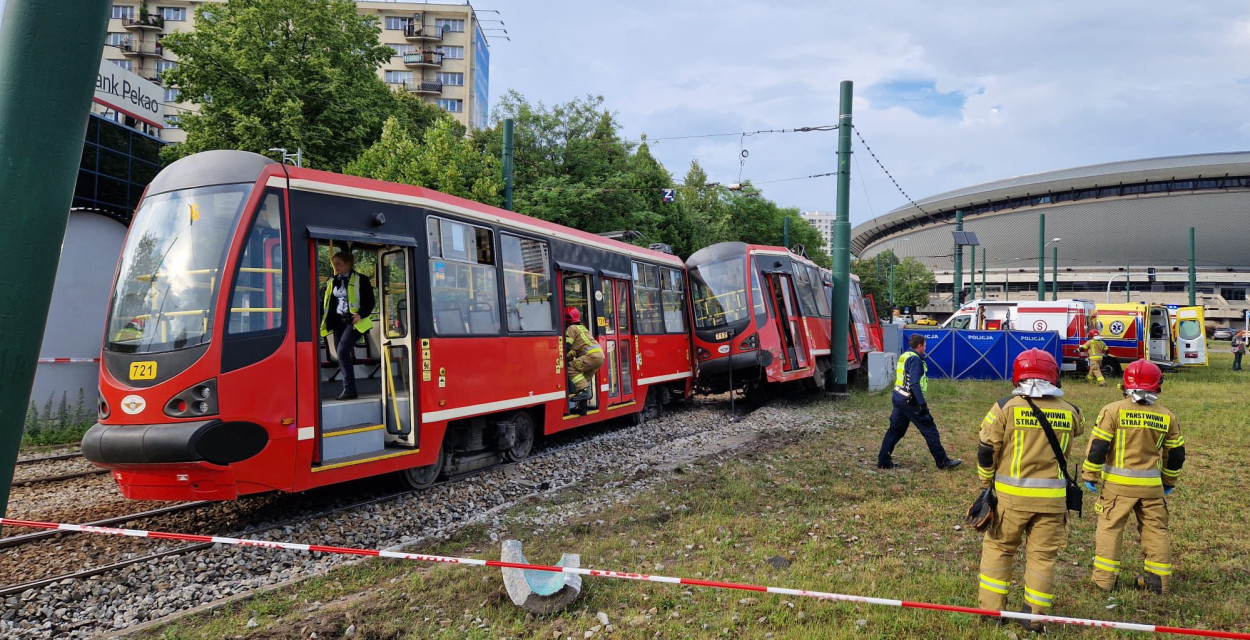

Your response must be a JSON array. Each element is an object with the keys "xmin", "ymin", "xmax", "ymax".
[
  {"xmin": 600, "ymin": 272, "xmax": 635, "ymax": 409},
  {"xmin": 559, "ymin": 270, "xmax": 599, "ymax": 415},
  {"xmin": 1174, "ymin": 306, "xmax": 1208, "ymax": 366},
  {"xmin": 761, "ymin": 265, "xmax": 810, "ymax": 372}
]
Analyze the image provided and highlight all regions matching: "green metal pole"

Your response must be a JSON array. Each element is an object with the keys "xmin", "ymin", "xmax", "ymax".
[
  {"xmin": 501, "ymin": 117, "xmax": 514, "ymax": 211},
  {"xmin": 980, "ymin": 247, "xmax": 986, "ymax": 298},
  {"xmin": 0, "ymin": 0, "xmax": 111, "ymax": 520},
  {"xmin": 1188, "ymin": 227, "xmax": 1196, "ymax": 306},
  {"xmin": 953, "ymin": 210, "xmax": 963, "ymax": 311},
  {"xmin": 889, "ymin": 264, "xmax": 895, "ymax": 308},
  {"xmin": 783, "ymin": 215, "xmax": 790, "ymax": 249},
  {"xmin": 875, "ymin": 255, "xmax": 881, "ymax": 285},
  {"xmin": 1052, "ymin": 246, "xmax": 1058, "ymax": 301},
  {"xmin": 1126, "ymin": 263, "xmax": 1131, "ymax": 302},
  {"xmin": 828, "ymin": 80, "xmax": 853, "ymax": 393},
  {"xmin": 969, "ymin": 238, "xmax": 976, "ymax": 301},
  {"xmin": 1037, "ymin": 213, "xmax": 1046, "ymax": 301}
]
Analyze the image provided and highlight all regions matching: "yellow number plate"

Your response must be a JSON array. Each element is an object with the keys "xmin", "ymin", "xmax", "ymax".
[
  {"xmin": 129, "ymin": 361, "xmax": 158, "ymax": 380},
  {"xmin": 715, "ymin": 331, "xmax": 730, "ymax": 341}
]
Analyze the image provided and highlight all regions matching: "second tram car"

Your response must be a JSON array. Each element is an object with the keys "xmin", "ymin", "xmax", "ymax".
[
  {"xmin": 83, "ymin": 151, "xmax": 694, "ymax": 501},
  {"xmin": 686, "ymin": 242, "xmax": 876, "ymax": 396}
]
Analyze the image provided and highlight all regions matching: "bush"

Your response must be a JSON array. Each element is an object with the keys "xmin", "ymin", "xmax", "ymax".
[{"xmin": 22, "ymin": 390, "xmax": 95, "ymax": 449}]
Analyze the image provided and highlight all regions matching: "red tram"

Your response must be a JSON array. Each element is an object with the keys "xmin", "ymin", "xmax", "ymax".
[
  {"xmin": 685, "ymin": 242, "xmax": 879, "ymax": 396},
  {"xmin": 82, "ymin": 150, "xmax": 694, "ymax": 501}
]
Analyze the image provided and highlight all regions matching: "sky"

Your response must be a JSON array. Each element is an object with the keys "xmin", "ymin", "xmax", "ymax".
[{"xmin": 478, "ymin": 0, "xmax": 1250, "ymax": 227}]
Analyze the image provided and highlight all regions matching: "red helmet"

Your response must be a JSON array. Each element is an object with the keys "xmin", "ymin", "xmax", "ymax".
[
  {"xmin": 1123, "ymin": 359, "xmax": 1163, "ymax": 392},
  {"xmin": 1088, "ymin": 329, "xmax": 1100, "ymax": 338},
  {"xmin": 564, "ymin": 307, "xmax": 581, "ymax": 324},
  {"xmin": 1012, "ymin": 348, "xmax": 1059, "ymax": 385}
]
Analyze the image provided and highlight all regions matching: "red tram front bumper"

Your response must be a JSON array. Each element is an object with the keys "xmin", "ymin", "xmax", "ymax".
[{"xmin": 108, "ymin": 463, "xmax": 240, "ymax": 501}]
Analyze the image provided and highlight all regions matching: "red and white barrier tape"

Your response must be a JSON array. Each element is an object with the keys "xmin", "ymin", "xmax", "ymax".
[
  {"xmin": 36, "ymin": 358, "xmax": 100, "ymax": 364},
  {"xmin": 1, "ymin": 517, "xmax": 1246, "ymax": 639}
]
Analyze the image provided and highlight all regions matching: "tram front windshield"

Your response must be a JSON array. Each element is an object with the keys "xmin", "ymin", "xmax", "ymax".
[
  {"xmin": 688, "ymin": 256, "xmax": 750, "ymax": 330},
  {"xmin": 105, "ymin": 183, "xmax": 253, "ymax": 354}
]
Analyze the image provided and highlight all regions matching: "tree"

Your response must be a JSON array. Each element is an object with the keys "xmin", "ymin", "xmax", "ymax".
[
  {"xmin": 345, "ymin": 117, "xmax": 504, "ymax": 205},
  {"xmin": 160, "ymin": 0, "xmax": 398, "ymax": 171},
  {"xmin": 852, "ymin": 250, "xmax": 935, "ymax": 316}
]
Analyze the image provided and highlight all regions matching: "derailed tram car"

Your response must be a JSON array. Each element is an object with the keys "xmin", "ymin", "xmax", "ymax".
[
  {"xmin": 686, "ymin": 242, "xmax": 867, "ymax": 397},
  {"xmin": 83, "ymin": 150, "xmax": 694, "ymax": 501}
]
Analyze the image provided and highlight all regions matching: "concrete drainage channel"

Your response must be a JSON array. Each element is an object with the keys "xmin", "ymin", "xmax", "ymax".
[{"xmin": 3, "ymin": 399, "xmax": 835, "ymax": 639}]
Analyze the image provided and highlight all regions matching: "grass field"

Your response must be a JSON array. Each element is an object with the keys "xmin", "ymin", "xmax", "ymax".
[{"xmin": 146, "ymin": 350, "xmax": 1250, "ymax": 639}]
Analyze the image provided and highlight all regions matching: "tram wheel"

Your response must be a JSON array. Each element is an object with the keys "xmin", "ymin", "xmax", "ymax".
[
  {"xmin": 503, "ymin": 411, "xmax": 535, "ymax": 462},
  {"xmin": 399, "ymin": 447, "xmax": 444, "ymax": 489},
  {"xmin": 640, "ymin": 388, "xmax": 663, "ymax": 423},
  {"xmin": 744, "ymin": 380, "xmax": 768, "ymax": 406}
]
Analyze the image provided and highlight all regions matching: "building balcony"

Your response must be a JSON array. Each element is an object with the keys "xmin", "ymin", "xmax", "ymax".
[
  {"xmin": 410, "ymin": 81, "xmax": 443, "ymax": 95},
  {"xmin": 119, "ymin": 41, "xmax": 164, "ymax": 57},
  {"xmin": 402, "ymin": 52, "xmax": 443, "ymax": 68},
  {"xmin": 123, "ymin": 16, "xmax": 164, "ymax": 30},
  {"xmin": 403, "ymin": 25, "xmax": 444, "ymax": 42}
]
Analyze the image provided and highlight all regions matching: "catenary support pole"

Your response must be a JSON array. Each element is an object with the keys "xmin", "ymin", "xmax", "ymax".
[
  {"xmin": 889, "ymin": 264, "xmax": 895, "ymax": 309},
  {"xmin": 1189, "ymin": 227, "xmax": 1196, "ymax": 306},
  {"xmin": 1052, "ymin": 246, "xmax": 1058, "ymax": 301},
  {"xmin": 1127, "ymin": 263, "xmax": 1131, "ymax": 302},
  {"xmin": 783, "ymin": 216, "xmax": 790, "ymax": 249},
  {"xmin": 1037, "ymin": 213, "xmax": 1046, "ymax": 301},
  {"xmin": 827, "ymin": 81, "xmax": 853, "ymax": 394},
  {"xmin": 501, "ymin": 118, "xmax": 515, "ymax": 211},
  {"xmin": 980, "ymin": 247, "xmax": 986, "ymax": 298},
  {"xmin": 969, "ymin": 235, "xmax": 975, "ymax": 301},
  {"xmin": 953, "ymin": 210, "xmax": 963, "ymax": 311},
  {"xmin": 0, "ymin": 0, "xmax": 111, "ymax": 520}
]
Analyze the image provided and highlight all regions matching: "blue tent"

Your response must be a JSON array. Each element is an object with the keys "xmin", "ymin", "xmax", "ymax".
[
  {"xmin": 899, "ymin": 329, "xmax": 1061, "ymax": 381},
  {"xmin": 954, "ymin": 331, "xmax": 1008, "ymax": 380}
]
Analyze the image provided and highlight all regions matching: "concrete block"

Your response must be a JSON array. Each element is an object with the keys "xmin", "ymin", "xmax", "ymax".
[
  {"xmin": 501, "ymin": 539, "xmax": 582, "ymax": 615},
  {"xmin": 868, "ymin": 351, "xmax": 898, "ymax": 393}
]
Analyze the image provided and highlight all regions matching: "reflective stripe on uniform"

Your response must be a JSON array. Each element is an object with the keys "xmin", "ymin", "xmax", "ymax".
[
  {"xmin": 979, "ymin": 574, "xmax": 1009, "ymax": 595},
  {"xmin": 1163, "ymin": 435, "xmax": 1185, "ymax": 448},
  {"xmin": 995, "ymin": 474, "xmax": 1066, "ymax": 498},
  {"xmin": 1161, "ymin": 467, "xmax": 1181, "ymax": 479},
  {"xmin": 1144, "ymin": 560, "xmax": 1173, "ymax": 576},
  {"xmin": 1091, "ymin": 426, "xmax": 1114, "ymax": 441},
  {"xmin": 1083, "ymin": 459, "xmax": 1104, "ymax": 473},
  {"xmin": 1102, "ymin": 464, "xmax": 1162, "ymax": 487},
  {"xmin": 1024, "ymin": 586, "xmax": 1054, "ymax": 608},
  {"xmin": 1093, "ymin": 556, "xmax": 1121, "ymax": 573},
  {"xmin": 977, "ymin": 465, "xmax": 995, "ymax": 480}
]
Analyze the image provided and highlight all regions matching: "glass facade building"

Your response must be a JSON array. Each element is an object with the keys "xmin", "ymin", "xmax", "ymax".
[{"xmin": 74, "ymin": 113, "xmax": 166, "ymax": 224}]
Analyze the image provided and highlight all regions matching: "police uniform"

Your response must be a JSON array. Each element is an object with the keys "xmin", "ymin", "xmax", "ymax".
[
  {"xmin": 1082, "ymin": 396, "xmax": 1185, "ymax": 593},
  {"xmin": 977, "ymin": 393, "xmax": 1084, "ymax": 615},
  {"xmin": 877, "ymin": 349, "xmax": 959, "ymax": 469},
  {"xmin": 564, "ymin": 322, "xmax": 604, "ymax": 394},
  {"xmin": 1079, "ymin": 335, "xmax": 1109, "ymax": 386}
]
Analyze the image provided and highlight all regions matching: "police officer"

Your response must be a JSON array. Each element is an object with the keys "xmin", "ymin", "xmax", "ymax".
[
  {"xmin": 877, "ymin": 334, "xmax": 962, "ymax": 470},
  {"xmin": 1078, "ymin": 329, "xmax": 1109, "ymax": 387},
  {"xmin": 1082, "ymin": 359, "xmax": 1185, "ymax": 594},
  {"xmin": 564, "ymin": 307, "xmax": 604, "ymax": 414},
  {"xmin": 319, "ymin": 251, "xmax": 375, "ymax": 400},
  {"xmin": 976, "ymin": 348, "xmax": 1084, "ymax": 630}
]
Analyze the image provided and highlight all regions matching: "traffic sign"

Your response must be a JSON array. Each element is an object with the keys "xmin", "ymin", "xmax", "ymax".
[{"xmin": 661, "ymin": 188, "xmax": 675, "ymax": 202}]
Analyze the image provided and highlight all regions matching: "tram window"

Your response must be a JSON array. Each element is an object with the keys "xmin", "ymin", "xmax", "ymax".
[
  {"xmin": 601, "ymin": 279, "xmax": 615, "ymax": 334},
  {"xmin": 501, "ymin": 233, "xmax": 553, "ymax": 332},
  {"xmin": 792, "ymin": 264, "xmax": 819, "ymax": 315},
  {"xmin": 226, "ymin": 193, "xmax": 284, "ymax": 336},
  {"xmin": 427, "ymin": 216, "xmax": 499, "ymax": 335},
  {"xmin": 381, "ymin": 251, "xmax": 408, "ymax": 338},
  {"xmin": 750, "ymin": 259, "xmax": 768, "ymax": 326},
  {"xmin": 631, "ymin": 261, "xmax": 665, "ymax": 334},
  {"xmin": 809, "ymin": 266, "xmax": 831, "ymax": 316},
  {"xmin": 660, "ymin": 267, "xmax": 687, "ymax": 334}
]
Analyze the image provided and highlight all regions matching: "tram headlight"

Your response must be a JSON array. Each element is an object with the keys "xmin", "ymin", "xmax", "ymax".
[
  {"xmin": 696, "ymin": 347, "xmax": 711, "ymax": 361},
  {"xmin": 165, "ymin": 378, "xmax": 218, "ymax": 418},
  {"xmin": 97, "ymin": 393, "xmax": 110, "ymax": 420},
  {"xmin": 739, "ymin": 333, "xmax": 759, "ymax": 350}
]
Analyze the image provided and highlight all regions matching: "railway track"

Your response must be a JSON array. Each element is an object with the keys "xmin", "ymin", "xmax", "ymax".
[
  {"xmin": 9, "ymin": 468, "xmax": 109, "ymax": 487},
  {"xmin": 15, "ymin": 452, "xmax": 83, "ymax": 465}
]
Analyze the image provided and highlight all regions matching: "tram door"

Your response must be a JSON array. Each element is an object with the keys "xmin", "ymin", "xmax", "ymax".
[
  {"xmin": 765, "ymin": 273, "xmax": 810, "ymax": 371},
  {"xmin": 599, "ymin": 277, "xmax": 635, "ymax": 407},
  {"xmin": 379, "ymin": 248, "xmax": 417, "ymax": 447},
  {"xmin": 560, "ymin": 272, "xmax": 598, "ymax": 413}
]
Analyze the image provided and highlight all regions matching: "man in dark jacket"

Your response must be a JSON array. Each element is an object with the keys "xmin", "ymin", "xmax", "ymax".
[{"xmin": 877, "ymin": 334, "xmax": 962, "ymax": 470}]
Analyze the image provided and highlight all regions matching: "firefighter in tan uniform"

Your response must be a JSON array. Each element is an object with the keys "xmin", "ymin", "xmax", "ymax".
[
  {"xmin": 976, "ymin": 349, "xmax": 1084, "ymax": 630},
  {"xmin": 564, "ymin": 307, "xmax": 604, "ymax": 413},
  {"xmin": 1082, "ymin": 359, "xmax": 1185, "ymax": 594},
  {"xmin": 1078, "ymin": 329, "xmax": 1109, "ymax": 386}
]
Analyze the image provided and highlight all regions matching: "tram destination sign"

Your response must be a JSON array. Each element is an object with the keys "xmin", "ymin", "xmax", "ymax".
[{"xmin": 94, "ymin": 57, "xmax": 164, "ymax": 129}]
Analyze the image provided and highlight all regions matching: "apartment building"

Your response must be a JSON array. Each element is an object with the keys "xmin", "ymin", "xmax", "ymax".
[
  {"xmin": 799, "ymin": 210, "xmax": 835, "ymax": 257},
  {"xmin": 99, "ymin": 1, "xmax": 491, "ymax": 144}
]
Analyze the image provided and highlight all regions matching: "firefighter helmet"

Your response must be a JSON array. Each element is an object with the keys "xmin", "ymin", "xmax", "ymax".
[
  {"xmin": 1123, "ymin": 359, "xmax": 1163, "ymax": 392},
  {"xmin": 1012, "ymin": 348, "xmax": 1060, "ymax": 385},
  {"xmin": 1088, "ymin": 329, "xmax": 1100, "ymax": 338},
  {"xmin": 564, "ymin": 307, "xmax": 581, "ymax": 324}
]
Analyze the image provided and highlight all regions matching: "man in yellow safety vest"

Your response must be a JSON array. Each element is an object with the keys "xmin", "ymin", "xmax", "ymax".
[
  {"xmin": 319, "ymin": 251, "xmax": 375, "ymax": 400},
  {"xmin": 876, "ymin": 334, "xmax": 962, "ymax": 470}
]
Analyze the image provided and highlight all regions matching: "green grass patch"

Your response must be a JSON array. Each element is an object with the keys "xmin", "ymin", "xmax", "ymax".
[{"xmin": 143, "ymin": 353, "xmax": 1250, "ymax": 639}]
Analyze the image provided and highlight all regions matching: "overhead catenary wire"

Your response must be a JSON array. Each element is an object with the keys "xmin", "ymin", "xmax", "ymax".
[
  {"xmin": 851, "ymin": 125, "xmax": 953, "ymax": 227},
  {"xmin": 649, "ymin": 125, "xmax": 837, "ymax": 144}
]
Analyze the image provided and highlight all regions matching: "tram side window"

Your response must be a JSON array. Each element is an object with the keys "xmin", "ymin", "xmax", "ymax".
[
  {"xmin": 427, "ymin": 217, "xmax": 499, "ymax": 335},
  {"xmin": 660, "ymin": 267, "xmax": 686, "ymax": 333},
  {"xmin": 631, "ymin": 261, "xmax": 665, "ymax": 334},
  {"xmin": 750, "ymin": 259, "xmax": 768, "ymax": 327},
  {"xmin": 809, "ymin": 265, "xmax": 831, "ymax": 317},
  {"xmin": 501, "ymin": 233, "xmax": 553, "ymax": 332},
  {"xmin": 226, "ymin": 193, "xmax": 284, "ymax": 335},
  {"xmin": 792, "ymin": 264, "xmax": 820, "ymax": 316}
]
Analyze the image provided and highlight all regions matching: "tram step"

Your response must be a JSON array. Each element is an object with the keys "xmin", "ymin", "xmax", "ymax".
[
  {"xmin": 317, "ymin": 445, "xmax": 417, "ymax": 470},
  {"xmin": 321, "ymin": 422, "xmax": 386, "ymax": 460}
]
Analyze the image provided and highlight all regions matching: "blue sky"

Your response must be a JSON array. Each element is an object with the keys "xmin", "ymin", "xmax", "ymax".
[{"xmin": 480, "ymin": 0, "xmax": 1250, "ymax": 227}]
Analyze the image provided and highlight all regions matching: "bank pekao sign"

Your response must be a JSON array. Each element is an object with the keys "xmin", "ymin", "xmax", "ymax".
[{"xmin": 94, "ymin": 57, "xmax": 164, "ymax": 129}]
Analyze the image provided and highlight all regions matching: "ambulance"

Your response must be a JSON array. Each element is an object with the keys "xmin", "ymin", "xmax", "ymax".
[
  {"xmin": 941, "ymin": 299, "xmax": 1098, "ymax": 370},
  {"xmin": 1093, "ymin": 303, "xmax": 1208, "ymax": 372}
]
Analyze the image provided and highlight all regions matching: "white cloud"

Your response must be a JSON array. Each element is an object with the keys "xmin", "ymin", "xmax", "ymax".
[{"xmin": 483, "ymin": 0, "xmax": 1250, "ymax": 227}]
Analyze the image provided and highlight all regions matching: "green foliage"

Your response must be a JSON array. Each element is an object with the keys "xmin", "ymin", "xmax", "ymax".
[
  {"xmin": 344, "ymin": 117, "xmax": 504, "ymax": 205},
  {"xmin": 22, "ymin": 390, "xmax": 96, "ymax": 448},
  {"xmin": 160, "ymin": 0, "xmax": 398, "ymax": 171},
  {"xmin": 852, "ymin": 250, "xmax": 935, "ymax": 316}
]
